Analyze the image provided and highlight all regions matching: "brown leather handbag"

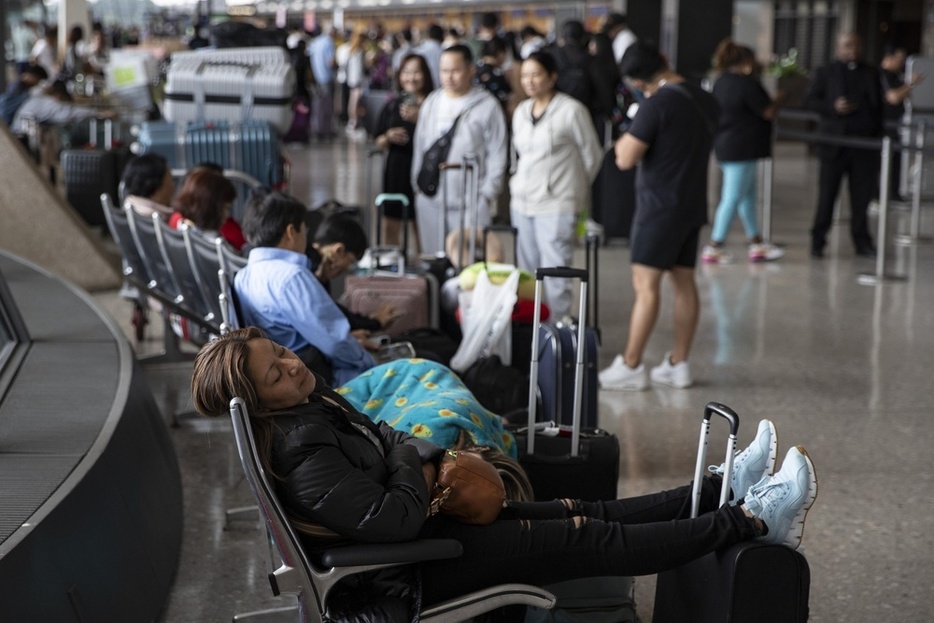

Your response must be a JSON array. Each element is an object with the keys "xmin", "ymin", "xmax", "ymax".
[{"xmin": 428, "ymin": 450, "xmax": 506, "ymax": 525}]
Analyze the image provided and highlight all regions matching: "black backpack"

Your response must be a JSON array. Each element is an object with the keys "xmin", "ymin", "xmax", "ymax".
[
  {"xmin": 460, "ymin": 355, "xmax": 530, "ymax": 418},
  {"xmin": 553, "ymin": 46, "xmax": 594, "ymax": 110}
]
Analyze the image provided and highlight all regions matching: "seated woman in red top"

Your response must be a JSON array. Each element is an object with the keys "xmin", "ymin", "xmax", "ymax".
[{"xmin": 169, "ymin": 167, "xmax": 247, "ymax": 252}]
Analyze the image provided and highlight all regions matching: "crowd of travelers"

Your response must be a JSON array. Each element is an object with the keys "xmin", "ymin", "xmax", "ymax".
[{"xmin": 2, "ymin": 11, "xmax": 870, "ymax": 619}]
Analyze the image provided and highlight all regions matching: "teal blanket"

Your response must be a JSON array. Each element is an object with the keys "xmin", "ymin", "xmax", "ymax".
[{"xmin": 337, "ymin": 359, "xmax": 516, "ymax": 457}]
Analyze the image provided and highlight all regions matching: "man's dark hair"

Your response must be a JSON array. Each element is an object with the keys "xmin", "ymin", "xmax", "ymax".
[
  {"xmin": 561, "ymin": 20, "xmax": 587, "ymax": 47},
  {"xmin": 243, "ymin": 191, "xmax": 307, "ymax": 249},
  {"xmin": 45, "ymin": 80, "xmax": 72, "ymax": 101},
  {"xmin": 121, "ymin": 154, "xmax": 170, "ymax": 198},
  {"xmin": 481, "ymin": 37, "xmax": 507, "ymax": 60},
  {"xmin": 443, "ymin": 43, "xmax": 474, "ymax": 65},
  {"xmin": 603, "ymin": 13, "xmax": 628, "ymax": 33},
  {"xmin": 20, "ymin": 64, "xmax": 49, "ymax": 80},
  {"xmin": 314, "ymin": 214, "xmax": 368, "ymax": 258},
  {"xmin": 428, "ymin": 24, "xmax": 444, "ymax": 42},
  {"xmin": 479, "ymin": 12, "xmax": 500, "ymax": 31},
  {"xmin": 520, "ymin": 25, "xmax": 542, "ymax": 40},
  {"xmin": 618, "ymin": 42, "xmax": 667, "ymax": 81},
  {"xmin": 881, "ymin": 42, "xmax": 907, "ymax": 58}
]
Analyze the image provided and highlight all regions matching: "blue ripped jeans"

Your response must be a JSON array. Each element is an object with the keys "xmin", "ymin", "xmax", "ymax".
[{"xmin": 418, "ymin": 476, "xmax": 758, "ymax": 605}]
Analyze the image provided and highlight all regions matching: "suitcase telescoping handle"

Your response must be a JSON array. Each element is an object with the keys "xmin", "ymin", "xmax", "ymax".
[
  {"xmin": 88, "ymin": 117, "xmax": 113, "ymax": 150},
  {"xmin": 374, "ymin": 192, "xmax": 411, "ymax": 257},
  {"xmin": 690, "ymin": 402, "xmax": 741, "ymax": 518},
  {"xmin": 527, "ymin": 267, "xmax": 589, "ymax": 457},
  {"xmin": 482, "ymin": 224, "xmax": 518, "ymax": 268},
  {"xmin": 438, "ymin": 157, "xmax": 478, "ymax": 264}
]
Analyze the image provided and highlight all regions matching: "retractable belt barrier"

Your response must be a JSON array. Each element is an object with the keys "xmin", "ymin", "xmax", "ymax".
[{"xmin": 765, "ymin": 110, "xmax": 934, "ymax": 284}]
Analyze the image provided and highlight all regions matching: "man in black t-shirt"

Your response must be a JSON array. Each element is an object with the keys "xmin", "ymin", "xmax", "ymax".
[
  {"xmin": 598, "ymin": 43, "xmax": 719, "ymax": 391},
  {"xmin": 805, "ymin": 32, "xmax": 886, "ymax": 258}
]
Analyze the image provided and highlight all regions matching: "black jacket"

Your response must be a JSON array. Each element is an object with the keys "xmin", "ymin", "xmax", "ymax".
[
  {"xmin": 804, "ymin": 60, "xmax": 884, "ymax": 158},
  {"xmin": 268, "ymin": 375, "xmax": 445, "ymax": 546}
]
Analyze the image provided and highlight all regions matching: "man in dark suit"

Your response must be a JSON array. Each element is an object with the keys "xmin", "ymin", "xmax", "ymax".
[{"xmin": 805, "ymin": 32, "xmax": 884, "ymax": 258}]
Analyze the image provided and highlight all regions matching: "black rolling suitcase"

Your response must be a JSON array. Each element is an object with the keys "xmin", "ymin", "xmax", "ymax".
[
  {"xmin": 591, "ymin": 149, "xmax": 635, "ymax": 241},
  {"xmin": 514, "ymin": 267, "xmax": 619, "ymax": 502},
  {"xmin": 61, "ymin": 119, "xmax": 127, "ymax": 227},
  {"xmin": 653, "ymin": 403, "xmax": 811, "ymax": 623}
]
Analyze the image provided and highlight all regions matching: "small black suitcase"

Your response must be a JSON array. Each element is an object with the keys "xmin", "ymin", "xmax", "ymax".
[
  {"xmin": 514, "ymin": 267, "xmax": 619, "ymax": 502},
  {"xmin": 591, "ymin": 149, "xmax": 636, "ymax": 241},
  {"xmin": 61, "ymin": 120, "xmax": 127, "ymax": 227},
  {"xmin": 653, "ymin": 403, "xmax": 811, "ymax": 623}
]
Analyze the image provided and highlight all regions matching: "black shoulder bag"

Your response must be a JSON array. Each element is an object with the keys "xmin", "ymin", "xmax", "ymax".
[{"xmin": 416, "ymin": 109, "xmax": 469, "ymax": 197}]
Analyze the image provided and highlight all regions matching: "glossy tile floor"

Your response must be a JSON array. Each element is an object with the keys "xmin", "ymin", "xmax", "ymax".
[{"xmin": 92, "ymin": 140, "xmax": 934, "ymax": 622}]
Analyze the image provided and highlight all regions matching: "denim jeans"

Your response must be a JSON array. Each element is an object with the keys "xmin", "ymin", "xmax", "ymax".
[
  {"xmin": 418, "ymin": 476, "xmax": 757, "ymax": 604},
  {"xmin": 711, "ymin": 160, "xmax": 760, "ymax": 244}
]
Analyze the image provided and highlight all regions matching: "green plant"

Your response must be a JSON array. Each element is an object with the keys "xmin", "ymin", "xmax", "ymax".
[{"xmin": 769, "ymin": 48, "xmax": 807, "ymax": 78}]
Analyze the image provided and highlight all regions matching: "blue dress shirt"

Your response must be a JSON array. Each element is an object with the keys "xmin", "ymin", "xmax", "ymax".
[{"xmin": 234, "ymin": 247, "xmax": 375, "ymax": 386}]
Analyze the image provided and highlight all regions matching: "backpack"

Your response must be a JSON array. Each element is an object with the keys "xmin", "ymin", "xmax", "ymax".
[
  {"xmin": 552, "ymin": 46, "xmax": 593, "ymax": 109},
  {"xmin": 460, "ymin": 355, "xmax": 530, "ymax": 417}
]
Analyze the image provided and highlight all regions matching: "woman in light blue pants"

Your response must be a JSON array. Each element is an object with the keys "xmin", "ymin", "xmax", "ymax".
[{"xmin": 704, "ymin": 40, "xmax": 784, "ymax": 264}]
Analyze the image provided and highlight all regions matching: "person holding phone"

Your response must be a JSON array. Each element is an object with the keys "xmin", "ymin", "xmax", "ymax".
[
  {"xmin": 374, "ymin": 53, "xmax": 435, "ymax": 251},
  {"xmin": 804, "ymin": 32, "xmax": 886, "ymax": 259}
]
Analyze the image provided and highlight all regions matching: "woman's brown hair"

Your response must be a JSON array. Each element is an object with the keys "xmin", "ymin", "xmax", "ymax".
[
  {"xmin": 173, "ymin": 168, "xmax": 237, "ymax": 231},
  {"xmin": 713, "ymin": 38, "xmax": 755, "ymax": 72},
  {"xmin": 191, "ymin": 326, "xmax": 281, "ymax": 477},
  {"xmin": 191, "ymin": 326, "xmax": 265, "ymax": 419}
]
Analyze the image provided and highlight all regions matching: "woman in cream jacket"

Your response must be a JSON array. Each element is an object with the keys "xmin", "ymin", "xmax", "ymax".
[{"xmin": 510, "ymin": 51, "xmax": 603, "ymax": 320}]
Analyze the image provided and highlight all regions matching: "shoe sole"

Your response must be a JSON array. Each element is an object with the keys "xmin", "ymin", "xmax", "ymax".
[
  {"xmin": 650, "ymin": 374, "xmax": 693, "ymax": 389},
  {"xmin": 783, "ymin": 445, "xmax": 819, "ymax": 550},
  {"xmin": 600, "ymin": 382, "xmax": 648, "ymax": 392}
]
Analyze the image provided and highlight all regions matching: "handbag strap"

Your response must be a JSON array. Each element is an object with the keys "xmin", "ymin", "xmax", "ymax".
[{"xmin": 435, "ymin": 106, "xmax": 472, "ymax": 146}]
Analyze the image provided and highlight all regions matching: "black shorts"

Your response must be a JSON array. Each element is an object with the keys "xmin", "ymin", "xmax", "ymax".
[
  {"xmin": 380, "ymin": 196, "xmax": 416, "ymax": 221},
  {"xmin": 630, "ymin": 221, "xmax": 701, "ymax": 269}
]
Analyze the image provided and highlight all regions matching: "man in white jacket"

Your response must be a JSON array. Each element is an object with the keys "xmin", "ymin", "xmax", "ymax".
[{"xmin": 411, "ymin": 44, "xmax": 508, "ymax": 257}]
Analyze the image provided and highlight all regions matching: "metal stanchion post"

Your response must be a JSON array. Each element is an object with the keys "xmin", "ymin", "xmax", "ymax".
[
  {"xmin": 896, "ymin": 121, "xmax": 932, "ymax": 246},
  {"xmin": 858, "ymin": 136, "xmax": 907, "ymax": 285},
  {"xmin": 759, "ymin": 122, "xmax": 777, "ymax": 243}
]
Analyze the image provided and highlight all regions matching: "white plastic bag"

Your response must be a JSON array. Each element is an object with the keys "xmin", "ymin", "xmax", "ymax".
[{"xmin": 449, "ymin": 268, "xmax": 519, "ymax": 372}]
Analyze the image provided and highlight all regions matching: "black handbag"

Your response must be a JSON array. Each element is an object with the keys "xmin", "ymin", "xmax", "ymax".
[{"xmin": 416, "ymin": 110, "xmax": 468, "ymax": 197}]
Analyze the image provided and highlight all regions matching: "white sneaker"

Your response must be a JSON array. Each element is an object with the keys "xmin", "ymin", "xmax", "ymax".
[
  {"xmin": 702, "ymin": 245, "xmax": 734, "ymax": 264},
  {"xmin": 744, "ymin": 446, "xmax": 818, "ymax": 549},
  {"xmin": 709, "ymin": 419, "xmax": 778, "ymax": 502},
  {"xmin": 650, "ymin": 353, "xmax": 693, "ymax": 388},
  {"xmin": 747, "ymin": 243, "xmax": 785, "ymax": 262},
  {"xmin": 599, "ymin": 355, "xmax": 649, "ymax": 391}
]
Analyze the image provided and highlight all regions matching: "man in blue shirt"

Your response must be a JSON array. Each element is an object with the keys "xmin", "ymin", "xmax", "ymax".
[{"xmin": 236, "ymin": 192, "xmax": 376, "ymax": 386}]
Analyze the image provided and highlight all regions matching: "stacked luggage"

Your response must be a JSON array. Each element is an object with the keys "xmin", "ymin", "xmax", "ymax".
[
  {"xmin": 135, "ymin": 120, "xmax": 284, "ymax": 189},
  {"xmin": 137, "ymin": 47, "xmax": 291, "ymax": 190},
  {"xmin": 163, "ymin": 47, "xmax": 295, "ymax": 135}
]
